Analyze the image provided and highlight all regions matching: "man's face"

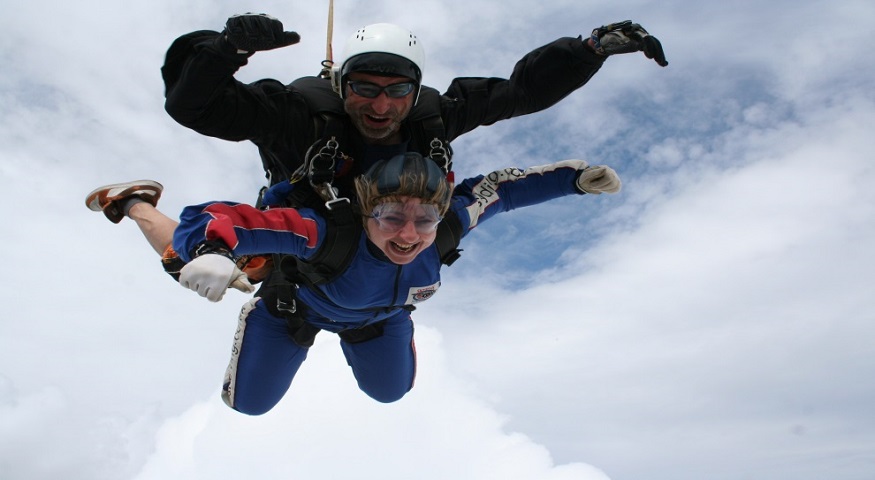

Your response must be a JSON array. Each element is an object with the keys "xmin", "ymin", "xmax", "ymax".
[{"xmin": 343, "ymin": 72, "xmax": 415, "ymax": 145}]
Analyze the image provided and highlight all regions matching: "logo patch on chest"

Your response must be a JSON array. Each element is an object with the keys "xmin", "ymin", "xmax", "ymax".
[{"xmin": 406, "ymin": 282, "xmax": 440, "ymax": 304}]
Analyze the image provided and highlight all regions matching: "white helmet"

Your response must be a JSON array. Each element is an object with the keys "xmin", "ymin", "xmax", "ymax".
[{"xmin": 330, "ymin": 23, "xmax": 425, "ymax": 104}]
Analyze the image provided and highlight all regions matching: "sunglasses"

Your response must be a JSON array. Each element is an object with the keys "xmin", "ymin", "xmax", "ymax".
[
  {"xmin": 347, "ymin": 81, "xmax": 416, "ymax": 99},
  {"xmin": 369, "ymin": 202, "xmax": 442, "ymax": 234}
]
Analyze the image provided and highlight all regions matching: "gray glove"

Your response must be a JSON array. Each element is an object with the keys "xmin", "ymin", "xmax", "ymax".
[
  {"xmin": 223, "ymin": 13, "xmax": 300, "ymax": 53},
  {"xmin": 576, "ymin": 165, "xmax": 622, "ymax": 194},
  {"xmin": 179, "ymin": 254, "xmax": 255, "ymax": 302},
  {"xmin": 591, "ymin": 20, "xmax": 668, "ymax": 67}
]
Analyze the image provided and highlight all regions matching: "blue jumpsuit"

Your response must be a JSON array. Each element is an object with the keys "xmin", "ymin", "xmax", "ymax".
[{"xmin": 174, "ymin": 160, "xmax": 588, "ymax": 414}]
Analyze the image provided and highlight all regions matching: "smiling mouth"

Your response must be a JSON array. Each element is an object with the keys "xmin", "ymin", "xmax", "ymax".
[
  {"xmin": 391, "ymin": 241, "xmax": 417, "ymax": 253},
  {"xmin": 366, "ymin": 115, "xmax": 391, "ymax": 126}
]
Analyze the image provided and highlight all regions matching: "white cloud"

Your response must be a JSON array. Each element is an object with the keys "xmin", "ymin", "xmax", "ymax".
[
  {"xmin": 2, "ymin": 0, "xmax": 874, "ymax": 479},
  {"xmin": 433, "ymin": 75, "xmax": 875, "ymax": 477},
  {"xmin": 130, "ymin": 328, "xmax": 609, "ymax": 480}
]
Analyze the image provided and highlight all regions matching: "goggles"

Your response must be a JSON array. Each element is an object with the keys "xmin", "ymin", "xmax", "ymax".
[
  {"xmin": 369, "ymin": 202, "xmax": 442, "ymax": 234},
  {"xmin": 347, "ymin": 80, "xmax": 415, "ymax": 99}
]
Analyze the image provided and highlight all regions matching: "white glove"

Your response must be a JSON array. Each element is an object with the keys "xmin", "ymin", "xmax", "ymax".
[
  {"xmin": 179, "ymin": 254, "xmax": 255, "ymax": 302},
  {"xmin": 576, "ymin": 165, "xmax": 622, "ymax": 194}
]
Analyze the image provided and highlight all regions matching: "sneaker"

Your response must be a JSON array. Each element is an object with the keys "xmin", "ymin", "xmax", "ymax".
[{"xmin": 85, "ymin": 180, "xmax": 163, "ymax": 224}]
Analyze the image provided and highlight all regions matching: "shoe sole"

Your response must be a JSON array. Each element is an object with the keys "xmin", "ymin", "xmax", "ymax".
[{"xmin": 85, "ymin": 180, "xmax": 164, "ymax": 212}]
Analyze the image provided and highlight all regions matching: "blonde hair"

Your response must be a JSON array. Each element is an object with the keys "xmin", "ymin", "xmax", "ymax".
[{"xmin": 354, "ymin": 153, "xmax": 453, "ymax": 218}]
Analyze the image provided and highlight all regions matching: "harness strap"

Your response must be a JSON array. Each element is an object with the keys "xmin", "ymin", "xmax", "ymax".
[
  {"xmin": 306, "ymin": 114, "xmax": 344, "ymax": 189},
  {"xmin": 257, "ymin": 82, "xmax": 463, "ymax": 327},
  {"xmin": 435, "ymin": 209, "xmax": 464, "ymax": 266},
  {"xmin": 256, "ymin": 268, "xmax": 321, "ymax": 347},
  {"xmin": 421, "ymin": 115, "xmax": 453, "ymax": 174},
  {"xmin": 337, "ymin": 320, "xmax": 387, "ymax": 344},
  {"xmin": 288, "ymin": 198, "xmax": 358, "ymax": 286}
]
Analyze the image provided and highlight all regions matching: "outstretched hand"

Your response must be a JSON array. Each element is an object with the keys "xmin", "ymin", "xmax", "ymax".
[
  {"xmin": 591, "ymin": 20, "xmax": 668, "ymax": 67},
  {"xmin": 224, "ymin": 13, "xmax": 301, "ymax": 53},
  {"xmin": 179, "ymin": 254, "xmax": 255, "ymax": 302},
  {"xmin": 576, "ymin": 165, "xmax": 622, "ymax": 194}
]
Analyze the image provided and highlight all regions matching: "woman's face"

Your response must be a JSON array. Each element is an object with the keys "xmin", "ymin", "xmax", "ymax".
[{"xmin": 365, "ymin": 196, "xmax": 440, "ymax": 265}]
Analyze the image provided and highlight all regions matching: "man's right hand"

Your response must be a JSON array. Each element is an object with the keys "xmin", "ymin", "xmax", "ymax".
[{"xmin": 224, "ymin": 13, "xmax": 301, "ymax": 53}]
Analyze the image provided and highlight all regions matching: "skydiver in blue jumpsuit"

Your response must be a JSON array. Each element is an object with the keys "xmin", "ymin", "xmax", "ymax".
[{"xmin": 171, "ymin": 153, "xmax": 621, "ymax": 414}]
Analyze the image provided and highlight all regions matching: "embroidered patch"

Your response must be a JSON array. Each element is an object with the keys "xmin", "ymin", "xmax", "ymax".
[{"xmin": 406, "ymin": 282, "xmax": 440, "ymax": 304}]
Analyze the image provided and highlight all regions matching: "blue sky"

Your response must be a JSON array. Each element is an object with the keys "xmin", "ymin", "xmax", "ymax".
[{"xmin": 2, "ymin": 1, "xmax": 874, "ymax": 479}]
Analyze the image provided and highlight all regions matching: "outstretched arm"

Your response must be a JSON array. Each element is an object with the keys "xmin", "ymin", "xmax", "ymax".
[
  {"xmin": 172, "ymin": 202, "xmax": 323, "ymax": 263},
  {"xmin": 441, "ymin": 20, "xmax": 667, "ymax": 139},
  {"xmin": 441, "ymin": 37, "xmax": 605, "ymax": 138},
  {"xmin": 452, "ymin": 159, "xmax": 621, "ymax": 231},
  {"xmin": 171, "ymin": 201, "xmax": 325, "ymax": 302},
  {"xmin": 162, "ymin": 14, "xmax": 309, "ymax": 143}
]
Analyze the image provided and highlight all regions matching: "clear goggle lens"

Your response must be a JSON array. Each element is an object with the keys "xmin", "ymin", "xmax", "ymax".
[{"xmin": 370, "ymin": 202, "xmax": 442, "ymax": 234}]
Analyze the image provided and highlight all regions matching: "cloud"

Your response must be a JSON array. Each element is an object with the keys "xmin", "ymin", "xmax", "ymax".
[
  {"xmin": 0, "ymin": 376, "xmax": 164, "ymax": 480},
  {"xmin": 431, "ymin": 72, "xmax": 875, "ymax": 477},
  {"xmin": 2, "ymin": 0, "xmax": 875, "ymax": 479},
  {"xmin": 130, "ymin": 328, "xmax": 609, "ymax": 480}
]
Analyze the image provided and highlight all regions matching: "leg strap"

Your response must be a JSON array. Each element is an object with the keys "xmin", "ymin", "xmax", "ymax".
[
  {"xmin": 338, "ymin": 320, "xmax": 387, "ymax": 344},
  {"xmin": 256, "ymin": 269, "xmax": 321, "ymax": 348}
]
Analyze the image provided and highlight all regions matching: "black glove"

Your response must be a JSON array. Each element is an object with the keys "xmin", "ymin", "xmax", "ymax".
[
  {"xmin": 223, "ymin": 13, "xmax": 301, "ymax": 52},
  {"xmin": 591, "ymin": 20, "xmax": 668, "ymax": 67}
]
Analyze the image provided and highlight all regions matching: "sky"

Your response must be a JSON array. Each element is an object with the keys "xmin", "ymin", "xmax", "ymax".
[{"xmin": 2, "ymin": 0, "xmax": 874, "ymax": 479}]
